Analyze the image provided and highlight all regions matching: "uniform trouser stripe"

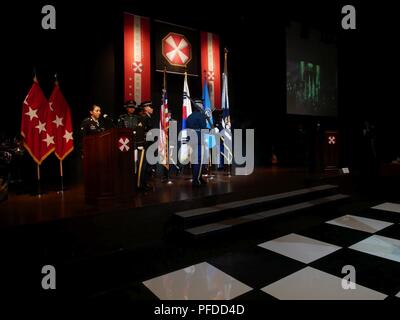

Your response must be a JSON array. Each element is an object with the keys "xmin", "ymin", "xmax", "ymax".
[
  {"xmin": 137, "ymin": 148, "xmax": 145, "ymax": 188},
  {"xmin": 134, "ymin": 149, "xmax": 138, "ymax": 174}
]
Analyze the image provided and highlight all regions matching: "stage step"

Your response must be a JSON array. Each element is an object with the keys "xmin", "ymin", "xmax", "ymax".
[
  {"xmin": 185, "ymin": 193, "xmax": 350, "ymax": 237},
  {"xmin": 174, "ymin": 184, "xmax": 338, "ymax": 228}
]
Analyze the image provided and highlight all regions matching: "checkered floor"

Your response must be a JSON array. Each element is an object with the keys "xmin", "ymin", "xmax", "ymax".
[{"xmin": 142, "ymin": 202, "xmax": 400, "ymax": 300}]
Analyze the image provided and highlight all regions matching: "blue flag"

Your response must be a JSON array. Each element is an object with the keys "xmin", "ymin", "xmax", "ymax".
[
  {"xmin": 221, "ymin": 72, "xmax": 233, "ymax": 165},
  {"xmin": 202, "ymin": 79, "xmax": 215, "ymax": 148},
  {"xmin": 202, "ymin": 78, "xmax": 213, "ymax": 128},
  {"xmin": 221, "ymin": 73, "xmax": 230, "ymax": 129}
]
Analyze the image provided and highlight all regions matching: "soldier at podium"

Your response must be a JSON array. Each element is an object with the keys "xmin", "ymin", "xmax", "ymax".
[{"xmin": 80, "ymin": 104, "xmax": 106, "ymax": 136}]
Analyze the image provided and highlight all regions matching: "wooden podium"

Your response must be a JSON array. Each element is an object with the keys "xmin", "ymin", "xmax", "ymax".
[
  {"xmin": 83, "ymin": 128, "xmax": 135, "ymax": 203},
  {"xmin": 323, "ymin": 130, "xmax": 339, "ymax": 171}
]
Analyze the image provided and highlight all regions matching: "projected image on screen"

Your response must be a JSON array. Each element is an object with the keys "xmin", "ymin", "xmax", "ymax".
[{"xmin": 287, "ymin": 23, "xmax": 337, "ymax": 117}]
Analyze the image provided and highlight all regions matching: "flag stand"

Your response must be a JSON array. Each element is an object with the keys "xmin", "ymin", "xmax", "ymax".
[
  {"xmin": 35, "ymin": 164, "xmax": 43, "ymax": 197},
  {"xmin": 183, "ymin": 148, "xmax": 193, "ymax": 181},
  {"xmin": 57, "ymin": 160, "xmax": 65, "ymax": 193},
  {"xmin": 168, "ymin": 145, "xmax": 181, "ymax": 180},
  {"xmin": 162, "ymin": 166, "xmax": 173, "ymax": 184},
  {"xmin": 207, "ymin": 148, "xmax": 215, "ymax": 180},
  {"xmin": 228, "ymin": 164, "xmax": 232, "ymax": 177}
]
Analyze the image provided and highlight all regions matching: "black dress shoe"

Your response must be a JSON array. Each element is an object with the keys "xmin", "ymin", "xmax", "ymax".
[
  {"xmin": 138, "ymin": 184, "xmax": 152, "ymax": 192},
  {"xmin": 199, "ymin": 177, "xmax": 207, "ymax": 184},
  {"xmin": 192, "ymin": 180, "xmax": 202, "ymax": 187}
]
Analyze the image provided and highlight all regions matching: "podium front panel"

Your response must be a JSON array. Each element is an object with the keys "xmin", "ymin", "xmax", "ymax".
[
  {"xmin": 83, "ymin": 128, "xmax": 135, "ymax": 203},
  {"xmin": 323, "ymin": 131, "xmax": 339, "ymax": 170}
]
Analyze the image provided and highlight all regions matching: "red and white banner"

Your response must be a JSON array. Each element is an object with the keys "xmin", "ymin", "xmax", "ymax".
[
  {"xmin": 20, "ymin": 78, "xmax": 55, "ymax": 165},
  {"xmin": 124, "ymin": 13, "xmax": 151, "ymax": 104},
  {"xmin": 200, "ymin": 32, "xmax": 221, "ymax": 109},
  {"xmin": 49, "ymin": 82, "xmax": 74, "ymax": 160}
]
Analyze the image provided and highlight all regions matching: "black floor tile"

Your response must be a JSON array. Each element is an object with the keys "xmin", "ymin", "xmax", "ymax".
[
  {"xmin": 234, "ymin": 289, "xmax": 277, "ymax": 300},
  {"xmin": 208, "ymin": 246, "xmax": 305, "ymax": 289},
  {"xmin": 90, "ymin": 282, "xmax": 159, "ymax": 302},
  {"xmin": 355, "ymin": 208, "xmax": 400, "ymax": 224},
  {"xmin": 310, "ymin": 248, "xmax": 400, "ymax": 297},
  {"xmin": 297, "ymin": 222, "xmax": 371, "ymax": 247},
  {"xmin": 376, "ymin": 224, "xmax": 400, "ymax": 241}
]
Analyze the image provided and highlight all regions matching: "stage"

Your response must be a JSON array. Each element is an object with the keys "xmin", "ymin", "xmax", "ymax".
[
  {"xmin": 2, "ymin": 0, "xmax": 400, "ymax": 308},
  {"xmin": 0, "ymin": 167, "xmax": 353, "ymax": 261},
  {"xmin": 0, "ymin": 166, "xmax": 350, "ymax": 229},
  {"xmin": 1, "ymin": 165, "xmax": 399, "ymax": 303}
]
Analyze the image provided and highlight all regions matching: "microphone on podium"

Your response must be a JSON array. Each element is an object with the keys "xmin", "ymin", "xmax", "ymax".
[{"xmin": 102, "ymin": 113, "xmax": 115, "ymax": 128}]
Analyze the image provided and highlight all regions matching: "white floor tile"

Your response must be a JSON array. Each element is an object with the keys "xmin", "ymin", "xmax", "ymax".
[
  {"xmin": 143, "ymin": 262, "xmax": 252, "ymax": 300},
  {"xmin": 372, "ymin": 202, "xmax": 400, "ymax": 213},
  {"xmin": 326, "ymin": 215, "xmax": 393, "ymax": 233},
  {"xmin": 258, "ymin": 233, "xmax": 341, "ymax": 264},
  {"xmin": 349, "ymin": 235, "xmax": 400, "ymax": 263},
  {"xmin": 261, "ymin": 266, "xmax": 387, "ymax": 300}
]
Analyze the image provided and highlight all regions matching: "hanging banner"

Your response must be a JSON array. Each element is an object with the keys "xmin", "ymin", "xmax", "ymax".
[
  {"xmin": 201, "ymin": 31, "xmax": 221, "ymax": 109},
  {"xmin": 124, "ymin": 13, "xmax": 151, "ymax": 103},
  {"xmin": 155, "ymin": 20, "xmax": 199, "ymax": 76}
]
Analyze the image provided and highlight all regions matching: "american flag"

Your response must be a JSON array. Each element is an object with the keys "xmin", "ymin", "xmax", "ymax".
[{"xmin": 159, "ymin": 71, "xmax": 169, "ymax": 168}]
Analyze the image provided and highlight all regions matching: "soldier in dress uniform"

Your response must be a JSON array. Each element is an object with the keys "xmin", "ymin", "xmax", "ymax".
[
  {"xmin": 138, "ymin": 101, "xmax": 154, "ymax": 134},
  {"xmin": 186, "ymin": 99, "xmax": 209, "ymax": 187},
  {"xmin": 118, "ymin": 99, "xmax": 151, "ymax": 191},
  {"xmin": 136, "ymin": 101, "xmax": 154, "ymax": 192},
  {"xmin": 117, "ymin": 100, "xmax": 139, "ymax": 129},
  {"xmin": 80, "ymin": 104, "xmax": 106, "ymax": 137}
]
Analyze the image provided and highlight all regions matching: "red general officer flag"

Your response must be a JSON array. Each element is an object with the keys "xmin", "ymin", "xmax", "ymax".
[
  {"xmin": 49, "ymin": 82, "xmax": 74, "ymax": 160},
  {"xmin": 20, "ymin": 77, "xmax": 55, "ymax": 164}
]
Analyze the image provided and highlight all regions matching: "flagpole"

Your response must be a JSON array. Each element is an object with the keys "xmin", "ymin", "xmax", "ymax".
[
  {"xmin": 37, "ymin": 164, "xmax": 42, "ymax": 197},
  {"xmin": 223, "ymin": 48, "xmax": 232, "ymax": 178},
  {"xmin": 162, "ymin": 66, "xmax": 171, "ymax": 183},
  {"xmin": 208, "ymin": 152, "xmax": 215, "ymax": 180},
  {"xmin": 34, "ymin": 71, "xmax": 41, "ymax": 193},
  {"xmin": 203, "ymin": 70, "xmax": 208, "ymax": 178},
  {"xmin": 224, "ymin": 48, "xmax": 228, "ymax": 75},
  {"xmin": 164, "ymin": 67, "xmax": 169, "ymax": 177},
  {"xmin": 54, "ymin": 72, "xmax": 65, "ymax": 193},
  {"xmin": 58, "ymin": 160, "xmax": 64, "ymax": 193}
]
